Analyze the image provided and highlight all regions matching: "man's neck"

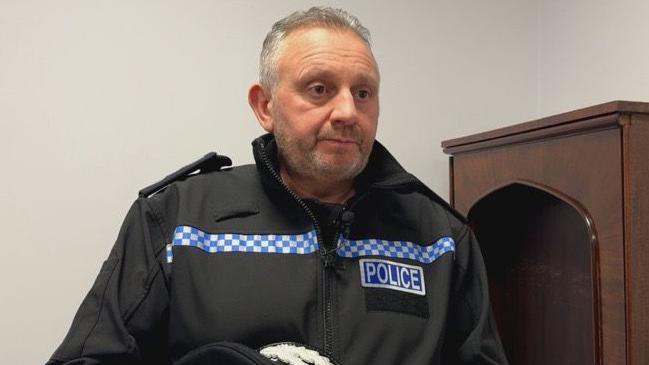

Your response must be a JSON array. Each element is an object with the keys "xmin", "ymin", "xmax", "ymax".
[{"xmin": 279, "ymin": 167, "xmax": 355, "ymax": 204}]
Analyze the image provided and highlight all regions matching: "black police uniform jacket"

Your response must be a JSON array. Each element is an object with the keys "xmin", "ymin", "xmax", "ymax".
[{"xmin": 47, "ymin": 134, "xmax": 508, "ymax": 365}]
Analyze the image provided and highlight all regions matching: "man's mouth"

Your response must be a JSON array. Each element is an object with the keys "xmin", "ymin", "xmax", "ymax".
[
  {"xmin": 322, "ymin": 137, "xmax": 358, "ymax": 144},
  {"xmin": 318, "ymin": 133, "xmax": 361, "ymax": 145}
]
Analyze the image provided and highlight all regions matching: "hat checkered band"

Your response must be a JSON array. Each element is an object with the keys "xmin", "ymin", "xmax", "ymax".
[
  {"xmin": 336, "ymin": 236, "xmax": 455, "ymax": 264},
  {"xmin": 167, "ymin": 225, "xmax": 319, "ymax": 263}
]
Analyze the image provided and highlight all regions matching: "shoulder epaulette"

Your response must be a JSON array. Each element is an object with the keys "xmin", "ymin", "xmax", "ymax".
[{"xmin": 138, "ymin": 152, "xmax": 232, "ymax": 198}]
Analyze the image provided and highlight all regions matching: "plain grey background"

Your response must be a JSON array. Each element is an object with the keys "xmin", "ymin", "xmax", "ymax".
[{"xmin": 1, "ymin": 0, "xmax": 648, "ymax": 363}]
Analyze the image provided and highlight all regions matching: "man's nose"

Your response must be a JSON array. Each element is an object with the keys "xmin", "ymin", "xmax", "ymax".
[{"xmin": 330, "ymin": 89, "xmax": 358, "ymax": 126}]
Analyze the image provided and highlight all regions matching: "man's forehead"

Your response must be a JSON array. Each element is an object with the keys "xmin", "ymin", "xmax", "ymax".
[
  {"xmin": 277, "ymin": 26, "xmax": 379, "ymax": 78},
  {"xmin": 281, "ymin": 26, "xmax": 369, "ymax": 53}
]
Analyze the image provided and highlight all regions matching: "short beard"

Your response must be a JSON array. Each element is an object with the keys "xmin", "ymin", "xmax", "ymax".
[{"xmin": 273, "ymin": 127, "xmax": 372, "ymax": 184}]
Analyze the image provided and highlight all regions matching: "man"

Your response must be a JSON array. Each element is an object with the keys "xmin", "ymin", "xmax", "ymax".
[{"xmin": 48, "ymin": 7, "xmax": 508, "ymax": 365}]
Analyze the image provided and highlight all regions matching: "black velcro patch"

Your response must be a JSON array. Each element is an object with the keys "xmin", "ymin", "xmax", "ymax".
[{"xmin": 364, "ymin": 288, "xmax": 429, "ymax": 318}]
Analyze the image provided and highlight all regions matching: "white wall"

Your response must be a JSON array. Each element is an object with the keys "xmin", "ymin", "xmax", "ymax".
[
  {"xmin": 374, "ymin": 1, "xmax": 538, "ymax": 195},
  {"xmin": 538, "ymin": 0, "xmax": 649, "ymax": 115},
  {"xmin": 12, "ymin": 0, "xmax": 646, "ymax": 363}
]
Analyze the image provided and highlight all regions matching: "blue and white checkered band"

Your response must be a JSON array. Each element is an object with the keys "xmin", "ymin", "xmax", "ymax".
[
  {"xmin": 166, "ymin": 226, "xmax": 319, "ymax": 263},
  {"xmin": 336, "ymin": 236, "xmax": 455, "ymax": 264}
]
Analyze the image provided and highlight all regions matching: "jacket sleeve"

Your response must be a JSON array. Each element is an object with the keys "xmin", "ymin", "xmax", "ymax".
[
  {"xmin": 46, "ymin": 198, "xmax": 171, "ymax": 365},
  {"xmin": 443, "ymin": 225, "xmax": 509, "ymax": 365}
]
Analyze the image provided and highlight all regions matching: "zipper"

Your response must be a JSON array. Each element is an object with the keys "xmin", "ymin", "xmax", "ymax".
[
  {"xmin": 256, "ymin": 140, "xmax": 325, "ymax": 250},
  {"xmin": 256, "ymin": 140, "xmax": 336, "ymax": 357},
  {"xmin": 322, "ymin": 196, "xmax": 367, "ymax": 357},
  {"xmin": 255, "ymin": 139, "xmax": 379, "ymax": 359}
]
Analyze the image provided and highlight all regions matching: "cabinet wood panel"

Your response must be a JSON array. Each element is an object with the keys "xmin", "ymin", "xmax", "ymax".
[{"xmin": 443, "ymin": 101, "xmax": 649, "ymax": 365}]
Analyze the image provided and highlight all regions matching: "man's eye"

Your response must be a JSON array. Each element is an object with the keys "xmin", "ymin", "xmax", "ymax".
[
  {"xmin": 308, "ymin": 84, "xmax": 328, "ymax": 96},
  {"xmin": 356, "ymin": 89, "xmax": 371, "ymax": 100}
]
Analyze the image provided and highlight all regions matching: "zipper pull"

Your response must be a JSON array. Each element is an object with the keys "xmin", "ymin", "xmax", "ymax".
[{"xmin": 323, "ymin": 253, "xmax": 335, "ymax": 268}]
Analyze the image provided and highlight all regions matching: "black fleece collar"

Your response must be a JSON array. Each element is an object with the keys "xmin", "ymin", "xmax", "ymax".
[{"xmin": 251, "ymin": 133, "xmax": 421, "ymax": 193}]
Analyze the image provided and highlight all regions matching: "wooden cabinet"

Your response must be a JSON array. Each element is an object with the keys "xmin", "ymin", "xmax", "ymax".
[{"xmin": 442, "ymin": 101, "xmax": 649, "ymax": 365}]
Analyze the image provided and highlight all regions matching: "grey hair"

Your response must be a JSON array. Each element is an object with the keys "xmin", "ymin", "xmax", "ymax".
[{"xmin": 259, "ymin": 7, "xmax": 373, "ymax": 92}]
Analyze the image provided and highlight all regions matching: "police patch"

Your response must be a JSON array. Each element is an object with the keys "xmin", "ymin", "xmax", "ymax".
[{"xmin": 359, "ymin": 259, "xmax": 426, "ymax": 296}]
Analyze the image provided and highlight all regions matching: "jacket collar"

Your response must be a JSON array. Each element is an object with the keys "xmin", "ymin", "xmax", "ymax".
[{"xmin": 251, "ymin": 133, "xmax": 421, "ymax": 194}]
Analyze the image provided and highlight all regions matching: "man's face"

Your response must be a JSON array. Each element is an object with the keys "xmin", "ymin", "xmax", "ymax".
[{"xmin": 268, "ymin": 27, "xmax": 380, "ymax": 183}]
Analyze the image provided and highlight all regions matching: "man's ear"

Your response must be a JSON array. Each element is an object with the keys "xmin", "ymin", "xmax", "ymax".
[{"xmin": 248, "ymin": 83, "xmax": 274, "ymax": 133}]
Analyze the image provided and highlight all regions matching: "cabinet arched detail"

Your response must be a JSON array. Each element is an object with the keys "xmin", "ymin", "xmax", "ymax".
[{"xmin": 467, "ymin": 182, "xmax": 599, "ymax": 365}]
